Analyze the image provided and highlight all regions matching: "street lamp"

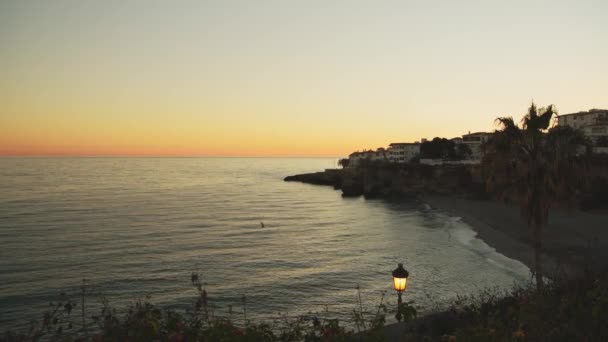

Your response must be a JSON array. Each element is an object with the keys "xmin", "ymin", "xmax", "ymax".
[{"xmin": 392, "ymin": 263, "xmax": 409, "ymax": 322}]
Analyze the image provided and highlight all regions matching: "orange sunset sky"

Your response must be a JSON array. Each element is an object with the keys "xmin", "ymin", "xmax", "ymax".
[{"xmin": 1, "ymin": 0, "xmax": 607, "ymax": 157}]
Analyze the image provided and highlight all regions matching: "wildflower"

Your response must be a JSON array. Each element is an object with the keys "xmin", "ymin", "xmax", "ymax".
[{"xmin": 513, "ymin": 328, "xmax": 526, "ymax": 339}]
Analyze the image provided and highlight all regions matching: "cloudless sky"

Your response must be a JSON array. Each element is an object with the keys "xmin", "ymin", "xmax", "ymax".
[{"xmin": 1, "ymin": 0, "xmax": 607, "ymax": 156}]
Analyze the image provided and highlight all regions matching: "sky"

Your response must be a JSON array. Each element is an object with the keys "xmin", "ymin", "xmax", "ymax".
[{"xmin": 1, "ymin": 0, "xmax": 607, "ymax": 157}]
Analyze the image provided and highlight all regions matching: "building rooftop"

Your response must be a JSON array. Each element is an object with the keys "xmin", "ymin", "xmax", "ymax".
[
  {"xmin": 462, "ymin": 132, "xmax": 493, "ymax": 136},
  {"xmin": 560, "ymin": 109, "xmax": 608, "ymax": 117},
  {"xmin": 389, "ymin": 142, "xmax": 420, "ymax": 146},
  {"xmin": 349, "ymin": 149, "xmax": 383, "ymax": 157}
]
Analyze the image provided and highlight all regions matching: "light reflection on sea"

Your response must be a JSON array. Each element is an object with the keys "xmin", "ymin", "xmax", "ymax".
[{"xmin": 0, "ymin": 158, "xmax": 530, "ymax": 331}]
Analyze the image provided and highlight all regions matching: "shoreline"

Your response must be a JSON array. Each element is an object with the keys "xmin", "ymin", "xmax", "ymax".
[
  {"xmin": 380, "ymin": 195, "xmax": 608, "ymax": 340},
  {"xmin": 422, "ymin": 195, "xmax": 552, "ymax": 276},
  {"xmin": 421, "ymin": 195, "xmax": 608, "ymax": 277},
  {"xmin": 285, "ymin": 168, "xmax": 608, "ymax": 276}
]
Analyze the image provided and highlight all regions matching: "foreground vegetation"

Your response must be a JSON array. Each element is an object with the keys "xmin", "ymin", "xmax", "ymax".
[
  {"xmin": 4, "ymin": 270, "xmax": 608, "ymax": 341},
  {"xmin": 1, "ymin": 273, "xmax": 405, "ymax": 342},
  {"xmin": 402, "ymin": 271, "xmax": 608, "ymax": 341}
]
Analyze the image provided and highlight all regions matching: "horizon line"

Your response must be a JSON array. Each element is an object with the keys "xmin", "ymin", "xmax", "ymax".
[{"xmin": 0, "ymin": 155, "xmax": 342, "ymax": 159}]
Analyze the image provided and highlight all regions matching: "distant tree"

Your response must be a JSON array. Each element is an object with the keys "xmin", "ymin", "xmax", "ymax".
[
  {"xmin": 420, "ymin": 138, "xmax": 456, "ymax": 159},
  {"xmin": 338, "ymin": 158, "xmax": 350, "ymax": 168},
  {"xmin": 455, "ymin": 144, "xmax": 473, "ymax": 160},
  {"xmin": 482, "ymin": 103, "xmax": 590, "ymax": 291}
]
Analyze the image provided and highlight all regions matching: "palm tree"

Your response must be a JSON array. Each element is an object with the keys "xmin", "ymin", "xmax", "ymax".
[
  {"xmin": 482, "ymin": 103, "xmax": 590, "ymax": 290},
  {"xmin": 338, "ymin": 158, "xmax": 350, "ymax": 168}
]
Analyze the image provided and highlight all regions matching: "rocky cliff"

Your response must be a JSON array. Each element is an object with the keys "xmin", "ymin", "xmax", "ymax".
[{"xmin": 284, "ymin": 164, "xmax": 485, "ymax": 199}]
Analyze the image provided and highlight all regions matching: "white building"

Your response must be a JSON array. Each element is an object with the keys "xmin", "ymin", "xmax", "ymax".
[
  {"xmin": 388, "ymin": 142, "xmax": 420, "ymax": 163},
  {"xmin": 558, "ymin": 109, "xmax": 608, "ymax": 149},
  {"xmin": 451, "ymin": 137, "xmax": 463, "ymax": 145},
  {"xmin": 461, "ymin": 132, "xmax": 493, "ymax": 160},
  {"xmin": 348, "ymin": 148, "xmax": 388, "ymax": 167}
]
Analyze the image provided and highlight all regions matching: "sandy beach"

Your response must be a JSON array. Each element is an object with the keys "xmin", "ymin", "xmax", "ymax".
[
  {"xmin": 423, "ymin": 195, "xmax": 608, "ymax": 276},
  {"xmin": 381, "ymin": 196, "xmax": 607, "ymax": 340}
]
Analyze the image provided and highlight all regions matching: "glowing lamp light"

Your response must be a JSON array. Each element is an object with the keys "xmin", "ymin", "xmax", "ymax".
[
  {"xmin": 392, "ymin": 263, "xmax": 409, "ymax": 292},
  {"xmin": 392, "ymin": 263, "xmax": 409, "ymax": 322}
]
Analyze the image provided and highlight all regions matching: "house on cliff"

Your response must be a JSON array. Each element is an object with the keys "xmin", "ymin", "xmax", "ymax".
[
  {"xmin": 388, "ymin": 142, "xmax": 420, "ymax": 163},
  {"xmin": 461, "ymin": 132, "xmax": 493, "ymax": 160},
  {"xmin": 558, "ymin": 109, "xmax": 608, "ymax": 153},
  {"xmin": 348, "ymin": 148, "xmax": 388, "ymax": 167},
  {"xmin": 347, "ymin": 143, "xmax": 422, "ymax": 167}
]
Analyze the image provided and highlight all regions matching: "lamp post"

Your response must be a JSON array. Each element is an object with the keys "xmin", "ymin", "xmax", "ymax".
[{"xmin": 392, "ymin": 263, "xmax": 409, "ymax": 322}]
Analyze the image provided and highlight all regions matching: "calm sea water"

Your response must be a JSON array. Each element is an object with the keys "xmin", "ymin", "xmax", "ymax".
[{"xmin": 0, "ymin": 158, "xmax": 530, "ymax": 331}]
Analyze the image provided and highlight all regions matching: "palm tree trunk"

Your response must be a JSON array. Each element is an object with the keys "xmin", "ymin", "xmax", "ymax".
[{"xmin": 533, "ymin": 222, "xmax": 544, "ymax": 291}]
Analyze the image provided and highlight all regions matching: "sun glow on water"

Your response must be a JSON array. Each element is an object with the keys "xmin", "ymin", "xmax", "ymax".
[{"xmin": 0, "ymin": 157, "xmax": 530, "ymax": 331}]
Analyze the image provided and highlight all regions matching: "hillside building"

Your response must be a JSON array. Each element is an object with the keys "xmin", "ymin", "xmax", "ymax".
[
  {"xmin": 460, "ymin": 132, "xmax": 493, "ymax": 160},
  {"xmin": 348, "ymin": 148, "xmax": 388, "ymax": 167},
  {"xmin": 388, "ymin": 143, "xmax": 421, "ymax": 163},
  {"xmin": 558, "ymin": 109, "xmax": 608, "ymax": 143}
]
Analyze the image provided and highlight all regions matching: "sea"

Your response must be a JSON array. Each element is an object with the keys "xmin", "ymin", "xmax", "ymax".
[{"xmin": 0, "ymin": 157, "xmax": 531, "ymax": 331}]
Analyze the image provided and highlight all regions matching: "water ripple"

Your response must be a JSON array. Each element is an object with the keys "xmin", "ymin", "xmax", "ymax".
[{"xmin": 0, "ymin": 157, "xmax": 530, "ymax": 331}]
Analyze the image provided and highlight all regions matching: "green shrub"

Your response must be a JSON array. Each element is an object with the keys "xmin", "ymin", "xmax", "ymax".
[
  {"xmin": 1, "ymin": 274, "xmax": 391, "ymax": 342},
  {"xmin": 5, "ymin": 272, "xmax": 608, "ymax": 341}
]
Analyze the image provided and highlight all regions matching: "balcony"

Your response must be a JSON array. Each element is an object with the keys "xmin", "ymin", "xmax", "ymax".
[{"xmin": 596, "ymin": 117, "xmax": 608, "ymax": 124}]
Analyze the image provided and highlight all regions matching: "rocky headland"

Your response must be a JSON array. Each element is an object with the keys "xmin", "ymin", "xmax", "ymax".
[
  {"xmin": 285, "ymin": 164, "xmax": 608, "ymax": 276},
  {"xmin": 284, "ymin": 164, "xmax": 485, "ymax": 199}
]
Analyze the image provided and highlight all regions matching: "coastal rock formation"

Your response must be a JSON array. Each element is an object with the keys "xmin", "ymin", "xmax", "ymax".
[
  {"xmin": 284, "ymin": 169, "xmax": 343, "ymax": 188},
  {"xmin": 284, "ymin": 164, "xmax": 485, "ymax": 199}
]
